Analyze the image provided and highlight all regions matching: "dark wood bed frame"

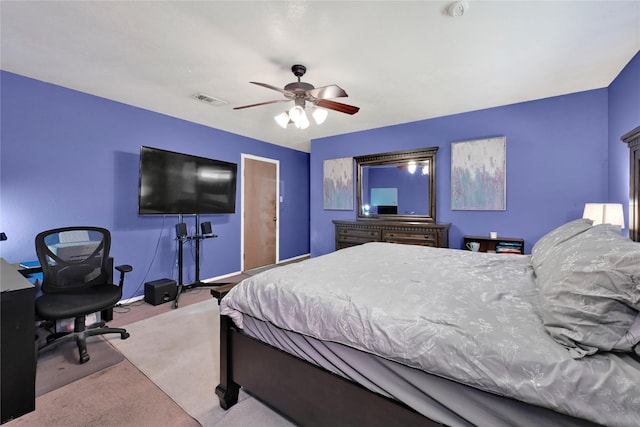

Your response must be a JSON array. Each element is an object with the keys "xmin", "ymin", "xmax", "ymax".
[
  {"xmin": 212, "ymin": 127, "xmax": 640, "ymax": 427},
  {"xmin": 215, "ymin": 314, "xmax": 441, "ymax": 427},
  {"xmin": 213, "ymin": 128, "xmax": 640, "ymax": 426},
  {"xmin": 213, "ymin": 301, "xmax": 611, "ymax": 427}
]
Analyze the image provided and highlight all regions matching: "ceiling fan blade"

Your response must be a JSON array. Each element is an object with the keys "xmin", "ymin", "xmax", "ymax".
[
  {"xmin": 233, "ymin": 99, "xmax": 290, "ymax": 110},
  {"xmin": 315, "ymin": 99, "xmax": 360, "ymax": 115},
  {"xmin": 307, "ymin": 84, "xmax": 348, "ymax": 100},
  {"xmin": 250, "ymin": 81, "xmax": 294, "ymax": 97}
]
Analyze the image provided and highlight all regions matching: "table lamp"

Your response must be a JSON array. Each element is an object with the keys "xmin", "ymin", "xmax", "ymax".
[{"xmin": 582, "ymin": 203, "xmax": 625, "ymax": 229}]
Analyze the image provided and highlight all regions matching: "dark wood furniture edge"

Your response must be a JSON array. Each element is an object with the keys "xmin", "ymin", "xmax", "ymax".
[
  {"xmin": 354, "ymin": 146, "xmax": 439, "ymax": 223},
  {"xmin": 215, "ymin": 313, "xmax": 442, "ymax": 427},
  {"xmin": 463, "ymin": 235, "xmax": 524, "ymax": 253},
  {"xmin": 215, "ymin": 315, "xmax": 240, "ymax": 409},
  {"xmin": 463, "ymin": 235, "xmax": 523, "ymax": 242},
  {"xmin": 621, "ymin": 125, "xmax": 640, "ymax": 146},
  {"xmin": 622, "ymin": 125, "xmax": 640, "ymax": 242},
  {"xmin": 1, "ymin": 259, "xmax": 36, "ymax": 423},
  {"xmin": 333, "ymin": 220, "xmax": 451, "ymax": 250},
  {"xmin": 209, "ymin": 282, "xmax": 238, "ymax": 302},
  {"xmin": 333, "ymin": 219, "xmax": 451, "ymax": 230}
]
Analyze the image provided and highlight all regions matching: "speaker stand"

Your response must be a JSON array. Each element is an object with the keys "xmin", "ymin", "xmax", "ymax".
[{"xmin": 173, "ymin": 216, "xmax": 235, "ymax": 309}]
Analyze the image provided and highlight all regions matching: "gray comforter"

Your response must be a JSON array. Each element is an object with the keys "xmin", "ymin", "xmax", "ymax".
[{"xmin": 221, "ymin": 242, "xmax": 640, "ymax": 427}]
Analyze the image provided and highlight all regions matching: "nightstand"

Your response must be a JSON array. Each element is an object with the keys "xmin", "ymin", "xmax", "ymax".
[{"xmin": 463, "ymin": 235, "xmax": 524, "ymax": 254}]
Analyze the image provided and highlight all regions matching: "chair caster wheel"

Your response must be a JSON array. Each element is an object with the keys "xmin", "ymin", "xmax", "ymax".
[
  {"xmin": 80, "ymin": 353, "xmax": 90, "ymax": 364},
  {"xmin": 122, "ymin": 332, "xmax": 130, "ymax": 339}
]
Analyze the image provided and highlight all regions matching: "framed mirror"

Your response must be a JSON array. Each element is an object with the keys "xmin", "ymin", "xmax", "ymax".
[{"xmin": 355, "ymin": 147, "xmax": 438, "ymax": 222}]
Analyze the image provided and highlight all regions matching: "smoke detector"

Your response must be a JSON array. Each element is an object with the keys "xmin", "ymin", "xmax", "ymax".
[
  {"xmin": 448, "ymin": 1, "xmax": 469, "ymax": 17},
  {"xmin": 193, "ymin": 93, "xmax": 227, "ymax": 106}
]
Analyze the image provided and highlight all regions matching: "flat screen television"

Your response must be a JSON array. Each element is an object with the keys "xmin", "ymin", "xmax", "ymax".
[{"xmin": 138, "ymin": 146, "xmax": 238, "ymax": 215}]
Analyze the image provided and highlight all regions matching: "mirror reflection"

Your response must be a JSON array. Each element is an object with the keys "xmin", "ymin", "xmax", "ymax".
[{"xmin": 355, "ymin": 147, "xmax": 438, "ymax": 222}]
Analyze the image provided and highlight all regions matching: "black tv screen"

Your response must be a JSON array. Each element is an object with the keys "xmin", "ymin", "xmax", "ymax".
[{"xmin": 138, "ymin": 146, "xmax": 237, "ymax": 215}]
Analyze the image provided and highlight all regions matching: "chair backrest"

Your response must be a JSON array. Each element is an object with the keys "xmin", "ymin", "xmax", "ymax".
[{"xmin": 35, "ymin": 226, "xmax": 111, "ymax": 293}]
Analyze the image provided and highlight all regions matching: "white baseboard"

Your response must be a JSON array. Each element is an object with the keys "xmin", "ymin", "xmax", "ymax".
[
  {"xmin": 201, "ymin": 270, "xmax": 243, "ymax": 283},
  {"xmin": 280, "ymin": 253, "xmax": 310, "ymax": 264},
  {"xmin": 120, "ymin": 253, "xmax": 310, "ymax": 304}
]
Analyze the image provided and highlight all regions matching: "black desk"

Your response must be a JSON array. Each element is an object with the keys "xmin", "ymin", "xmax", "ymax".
[{"xmin": 1, "ymin": 258, "xmax": 36, "ymax": 424}]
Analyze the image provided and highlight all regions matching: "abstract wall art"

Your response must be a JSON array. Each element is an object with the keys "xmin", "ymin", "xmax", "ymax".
[
  {"xmin": 451, "ymin": 136, "xmax": 506, "ymax": 210},
  {"xmin": 323, "ymin": 157, "xmax": 354, "ymax": 210}
]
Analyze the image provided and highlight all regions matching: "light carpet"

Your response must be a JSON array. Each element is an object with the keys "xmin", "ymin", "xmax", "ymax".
[{"xmin": 108, "ymin": 299, "xmax": 294, "ymax": 426}]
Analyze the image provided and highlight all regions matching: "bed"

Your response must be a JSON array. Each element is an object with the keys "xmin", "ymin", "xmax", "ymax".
[{"xmin": 217, "ymin": 219, "xmax": 640, "ymax": 427}]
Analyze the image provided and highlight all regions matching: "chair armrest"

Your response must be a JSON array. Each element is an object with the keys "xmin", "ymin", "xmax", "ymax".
[
  {"xmin": 115, "ymin": 265, "xmax": 133, "ymax": 274},
  {"xmin": 115, "ymin": 264, "xmax": 133, "ymax": 288}
]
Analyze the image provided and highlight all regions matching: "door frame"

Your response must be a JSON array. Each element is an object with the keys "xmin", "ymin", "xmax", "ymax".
[{"xmin": 240, "ymin": 153, "xmax": 280, "ymax": 271}]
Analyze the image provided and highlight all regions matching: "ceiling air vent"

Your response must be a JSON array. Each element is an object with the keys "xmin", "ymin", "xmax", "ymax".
[{"xmin": 193, "ymin": 93, "xmax": 227, "ymax": 106}]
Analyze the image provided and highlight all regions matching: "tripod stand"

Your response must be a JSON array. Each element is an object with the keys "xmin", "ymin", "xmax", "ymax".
[{"xmin": 173, "ymin": 215, "xmax": 233, "ymax": 309}]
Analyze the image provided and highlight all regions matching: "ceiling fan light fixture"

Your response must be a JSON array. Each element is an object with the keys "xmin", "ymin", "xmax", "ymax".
[
  {"xmin": 312, "ymin": 108, "xmax": 328, "ymax": 125},
  {"xmin": 274, "ymin": 112, "xmax": 290, "ymax": 128},
  {"xmin": 235, "ymin": 64, "xmax": 359, "ymax": 130},
  {"xmin": 288, "ymin": 105, "xmax": 306, "ymax": 123},
  {"xmin": 294, "ymin": 113, "xmax": 310, "ymax": 129}
]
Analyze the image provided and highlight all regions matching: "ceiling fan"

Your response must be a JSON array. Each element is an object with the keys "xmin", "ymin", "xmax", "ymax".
[{"xmin": 234, "ymin": 64, "xmax": 360, "ymax": 129}]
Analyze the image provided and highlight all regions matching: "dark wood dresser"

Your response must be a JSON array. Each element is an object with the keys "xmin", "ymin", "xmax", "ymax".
[
  {"xmin": 622, "ymin": 125, "xmax": 639, "ymax": 242},
  {"xmin": 333, "ymin": 220, "xmax": 450, "ymax": 250}
]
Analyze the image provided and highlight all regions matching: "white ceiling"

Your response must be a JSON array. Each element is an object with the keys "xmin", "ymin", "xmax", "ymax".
[{"xmin": 2, "ymin": 1, "xmax": 639, "ymax": 153}]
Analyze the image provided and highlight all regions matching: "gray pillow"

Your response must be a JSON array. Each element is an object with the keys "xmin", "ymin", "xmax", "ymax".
[
  {"xmin": 531, "ymin": 218, "xmax": 593, "ymax": 270},
  {"xmin": 536, "ymin": 224, "xmax": 640, "ymax": 358}
]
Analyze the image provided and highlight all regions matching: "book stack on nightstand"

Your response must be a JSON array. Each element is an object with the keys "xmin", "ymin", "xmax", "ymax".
[
  {"xmin": 494, "ymin": 241, "xmax": 523, "ymax": 254},
  {"xmin": 463, "ymin": 235, "xmax": 524, "ymax": 254}
]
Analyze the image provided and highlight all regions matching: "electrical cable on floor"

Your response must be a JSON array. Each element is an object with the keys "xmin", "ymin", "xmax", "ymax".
[{"xmin": 116, "ymin": 215, "xmax": 168, "ymax": 308}]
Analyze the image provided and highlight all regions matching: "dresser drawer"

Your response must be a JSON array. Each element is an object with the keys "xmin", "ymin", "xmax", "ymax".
[
  {"xmin": 333, "ymin": 220, "xmax": 450, "ymax": 251},
  {"xmin": 382, "ymin": 230, "xmax": 437, "ymax": 246},
  {"xmin": 336, "ymin": 227, "xmax": 381, "ymax": 244}
]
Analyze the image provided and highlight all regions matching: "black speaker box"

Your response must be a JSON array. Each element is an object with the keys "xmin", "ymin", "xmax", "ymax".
[
  {"xmin": 201, "ymin": 221, "xmax": 212, "ymax": 235},
  {"xmin": 144, "ymin": 278, "xmax": 177, "ymax": 306},
  {"xmin": 176, "ymin": 222, "xmax": 187, "ymax": 238}
]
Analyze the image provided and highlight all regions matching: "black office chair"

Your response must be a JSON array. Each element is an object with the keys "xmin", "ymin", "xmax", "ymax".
[{"xmin": 35, "ymin": 226, "xmax": 132, "ymax": 364}]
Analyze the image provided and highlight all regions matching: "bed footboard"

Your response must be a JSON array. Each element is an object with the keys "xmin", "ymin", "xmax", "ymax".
[{"xmin": 216, "ymin": 314, "xmax": 440, "ymax": 427}]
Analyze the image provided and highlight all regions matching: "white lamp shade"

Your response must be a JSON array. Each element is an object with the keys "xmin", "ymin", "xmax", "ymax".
[
  {"xmin": 312, "ymin": 108, "xmax": 328, "ymax": 125},
  {"xmin": 288, "ymin": 105, "xmax": 306, "ymax": 122},
  {"xmin": 294, "ymin": 112, "xmax": 309, "ymax": 129},
  {"xmin": 277, "ymin": 106, "xmax": 326, "ymax": 129},
  {"xmin": 274, "ymin": 112, "xmax": 290, "ymax": 128},
  {"xmin": 582, "ymin": 203, "xmax": 625, "ymax": 228}
]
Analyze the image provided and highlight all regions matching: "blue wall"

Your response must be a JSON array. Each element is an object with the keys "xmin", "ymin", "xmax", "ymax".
[
  {"xmin": 310, "ymin": 73, "xmax": 638, "ymax": 256},
  {"xmin": 2, "ymin": 50, "xmax": 636, "ymax": 299},
  {"xmin": 0, "ymin": 71, "xmax": 310, "ymax": 300}
]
